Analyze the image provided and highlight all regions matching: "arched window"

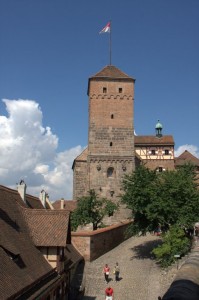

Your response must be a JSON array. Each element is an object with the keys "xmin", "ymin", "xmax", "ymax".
[{"xmin": 107, "ymin": 167, "xmax": 114, "ymax": 177}]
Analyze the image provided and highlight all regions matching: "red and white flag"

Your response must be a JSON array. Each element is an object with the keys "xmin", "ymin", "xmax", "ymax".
[{"xmin": 99, "ymin": 22, "xmax": 111, "ymax": 34}]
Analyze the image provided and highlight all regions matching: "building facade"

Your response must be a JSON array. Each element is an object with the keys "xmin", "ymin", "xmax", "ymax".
[
  {"xmin": 72, "ymin": 65, "xmax": 199, "ymax": 224},
  {"xmin": 135, "ymin": 120, "xmax": 175, "ymax": 171},
  {"xmin": 73, "ymin": 65, "xmax": 135, "ymax": 208}
]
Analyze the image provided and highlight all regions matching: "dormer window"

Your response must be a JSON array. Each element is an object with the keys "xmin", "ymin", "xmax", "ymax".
[{"xmin": 103, "ymin": 87, "xmax": 107, "ymax": 93}]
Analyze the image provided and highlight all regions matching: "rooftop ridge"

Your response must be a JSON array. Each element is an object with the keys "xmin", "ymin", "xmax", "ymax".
[{"xmin": 90, "ymin": 65, "xmax": 135, "ymax": 80}]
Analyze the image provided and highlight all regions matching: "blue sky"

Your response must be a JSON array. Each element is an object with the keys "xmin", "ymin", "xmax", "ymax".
[{"xmin": 0, "ymin": 0, "xmax": 199, "ymax": 201}]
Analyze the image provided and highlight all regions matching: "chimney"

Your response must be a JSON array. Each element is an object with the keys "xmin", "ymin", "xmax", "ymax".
[
  {"xmin": 60, "ymin": 198, "xmax": 65, "ymax": 209},
  {"xmin": 39, "ymin": 190, "xmax": 47, "ymax": 208},
  {"xmin": 17, "ymin": 180, "xmax": 27, "ymax": 204}
]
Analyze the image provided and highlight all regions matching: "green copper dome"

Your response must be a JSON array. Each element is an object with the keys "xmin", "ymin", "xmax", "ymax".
[{"xmin": 155, "ymin": 120, "xmax": 163, "ymax": 129}]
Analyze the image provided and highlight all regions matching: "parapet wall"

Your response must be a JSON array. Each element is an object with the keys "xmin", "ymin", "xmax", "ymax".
[{"xmin": 71, "ymin": 221, "xmax": 131, "ymax": 261}]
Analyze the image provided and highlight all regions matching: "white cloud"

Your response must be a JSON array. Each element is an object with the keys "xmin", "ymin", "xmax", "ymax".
[
  {"xmin": 0, "ymin": 99, "xmax": 84, "ymax": 201},
  {"xmin": 1, "ymin": 99, "xmax": 198, "ymax": 202},
  {"xmin": 175, "ymin": 144, "xmax": 199, "ymax": 158}
]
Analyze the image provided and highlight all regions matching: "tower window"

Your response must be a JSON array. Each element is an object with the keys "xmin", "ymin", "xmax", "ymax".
[
  {"xmin": 107, "ymin": 167, "xmax": 114, "ymax": 177},
  {"xmin": 119, "ymin": 88, "xmax": 122, "ymax": 93},
  {"xmin": 111, "ymin": 114, "xmax": 114, "ymax": 119},
  {"xmin": 157, "ymin": 167, "xmax": 163, "ymax": 172},
  {"xmin": 110, "ymin": 142, "xmax": 113, "ymax": 147},
  {"xmin": 103, "ymin": 87, "xmax": 107, "ymax": 93},
  {"xmin": 151, "ymin": 150, "xmax": 156, "ymax": 155}
]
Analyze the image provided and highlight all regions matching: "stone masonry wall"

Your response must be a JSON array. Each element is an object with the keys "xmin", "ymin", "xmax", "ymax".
[
  {"xmin": 88, "ymin": 80, "xmax": 134, "ymax": 156},
  {"xmin": 73, "ymin": 160, "xmax": 88, "ymax": 199},
  {"xmin": 87, "ymin": 78, "xmax": 135, "ymax": 210},
  {"xmin": 71, "ymin": 221, "xmax": 132, "ymax": 261}
]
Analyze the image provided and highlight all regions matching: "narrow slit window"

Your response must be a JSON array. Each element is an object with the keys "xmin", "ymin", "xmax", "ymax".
[
  {"xmin": 110, "ymin": 142, "xmax": 113, "ymax": 147},
  {"xmin": 107, "ymin": 167, "xmax": 114, "ymax": 177},
  {"xmin": 103, "ymin": 87, "xmax": 107, "ymax": 93},
  {"xmin": 111, "ymin": 114, "xmax": 114, "ymax": 119},
  {"xmin": 119, "ymin": 88, "xmax": 122, "ymax": 93}
]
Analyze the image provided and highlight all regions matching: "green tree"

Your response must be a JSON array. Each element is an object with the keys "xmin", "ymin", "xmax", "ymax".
[
  {"xmin": 122, "ymin": 163, "xmax": 199, "ymax": 236},
  {"xmin": 71, "ymin": 190, "xmax": 118, "ymax": 231},
  {"xmin": 152, "ymin": 225, "xmax": 191, "ymax": 268}
]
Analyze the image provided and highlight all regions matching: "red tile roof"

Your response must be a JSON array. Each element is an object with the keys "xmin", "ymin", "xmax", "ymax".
[
  {"xmin": 53, "ymin": 200, "xmax": 77, "ymax": 211},
  {"xmin": 26, "ymin": 194, "xmax": 45, "ymax": 209},
  {"xmin": 135, "ymin": 135, "xmax": 174, "ymax": 145},
  {"xmin": 22, "ymin": 209, "xmax": 70, "ymax": 247},
  {"xmin": 90, "ymin": 65, "xmax": 135, "ymax": 81},
  {"xmin": 87, "ymin": 65, "xmax": 135, "ymax": 95},
  {"xmin": 175, "ymin": 150, "xmax": 199, "ymax": 166},
  {"xmin": 0, "ymin": 185, "xmax": 55, "ymax": 299}
]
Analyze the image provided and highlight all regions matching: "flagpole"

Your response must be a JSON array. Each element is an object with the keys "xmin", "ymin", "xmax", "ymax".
[{"xmin": 109, "ymin": 20, "xmax": 112, "ymax": 65}]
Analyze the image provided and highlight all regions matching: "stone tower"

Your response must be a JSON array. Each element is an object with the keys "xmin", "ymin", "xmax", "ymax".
[{"xmin": 73, "ymin": 65, "xmax": 135, "ymax": 215}]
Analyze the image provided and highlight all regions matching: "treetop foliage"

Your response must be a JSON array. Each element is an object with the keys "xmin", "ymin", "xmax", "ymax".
[
  {"xmin": 122, "ymin": 163, "xmax": 199, "ymax": 236},
  {"xmin": 71, "ymin": 189, "xmax": 118, "ymax": 231}
]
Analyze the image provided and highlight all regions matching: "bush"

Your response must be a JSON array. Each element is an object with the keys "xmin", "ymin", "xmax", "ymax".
[{"xmin": 152, "ymin": 225, "xmax": 191, "ymax": 268}]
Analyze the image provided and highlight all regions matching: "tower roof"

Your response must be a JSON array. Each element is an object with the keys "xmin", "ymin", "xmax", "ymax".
[
  {"xmin": 88, "ymin": 65, "xmax": 135, "ymax": 95},
  {"xmin": 90, "ymin": 65, "xmax": 135, "ymax": 81},
  {"xmin": 155, "ymin": 120, "xmax": 163, "ymax": 129}
]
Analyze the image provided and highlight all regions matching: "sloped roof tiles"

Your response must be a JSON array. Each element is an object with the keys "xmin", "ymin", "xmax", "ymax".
[
  {"xmin": 22, "ymin": 208, "xmax": 70, "ymax": 246},
  {"xmin": 135, "ymin": 135, "xmax": 174, "ymax": 145},
  {"xmin": 0, "ymin": 185, "xmax": 54, "ymax": 299},
  {"xmin": 90, "ymin": 65, "xmax": 135, "ymax": 80},
  {"xmin": 175, "ymin": 150, "xmax": 199, "ymax": 166}
]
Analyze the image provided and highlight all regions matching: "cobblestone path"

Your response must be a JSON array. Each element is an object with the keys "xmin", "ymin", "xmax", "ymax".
[{"xmin": 82, "ymin": 234, "xmax": 174, "ymax": 300}]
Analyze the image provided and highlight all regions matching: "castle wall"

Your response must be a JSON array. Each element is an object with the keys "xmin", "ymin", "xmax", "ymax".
[
  {"xmin": 88, "ymin": 158, "xmax": 134, "ymax": 201},
  {"xmin": 71, "ymin": 221, "xmax": 132, "ymax": 261}
]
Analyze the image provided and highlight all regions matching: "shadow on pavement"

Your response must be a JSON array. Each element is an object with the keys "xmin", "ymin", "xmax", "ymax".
[{"xmin": 130, "ymin": 238, "xmax": 162, "ymax": 260}]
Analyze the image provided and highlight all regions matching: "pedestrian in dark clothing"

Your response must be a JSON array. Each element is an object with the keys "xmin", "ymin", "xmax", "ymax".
[{"xmin": 113, "ymin": 262, "xmax": 120, "ymax": 282}]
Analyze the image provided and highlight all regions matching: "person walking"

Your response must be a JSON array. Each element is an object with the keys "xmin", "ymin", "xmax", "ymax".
[
  {"xmin": 113, "ymin": 262, "xmax": 120, "ymax": 282},
  {"xmin": 103, "ymin": 264, "xmax": 110, "ymax": 283},
  {"xmin": 105, "ymin": 286, "xmax": 114, "ymax": 300}
]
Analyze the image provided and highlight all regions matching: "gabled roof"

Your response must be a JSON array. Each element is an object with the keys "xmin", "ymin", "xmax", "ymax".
[
  {"xmin": 53, "ymin": 200, "xmax": 77, "ymax": 211},
  {"xmin": 90, "ymin": 65, "xmax": 135, "ymax": 81},
  {"xmin": 135, "ymin": 135, "xmax": 174, "ymax": 146},
  {"xmin": 0, "ymin": 185, "xmax": 54, "ymax": 299},
  {"xmin": 22, "ymin": 209, "xmax": 70, "ymax": 247},
  {"xmin": 175, "ymin": 150, "xmax": 199, "ymax": 166},
  {"xmin": 26, "ymin": 194, "xmax": 45, "ymax": 209}
]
